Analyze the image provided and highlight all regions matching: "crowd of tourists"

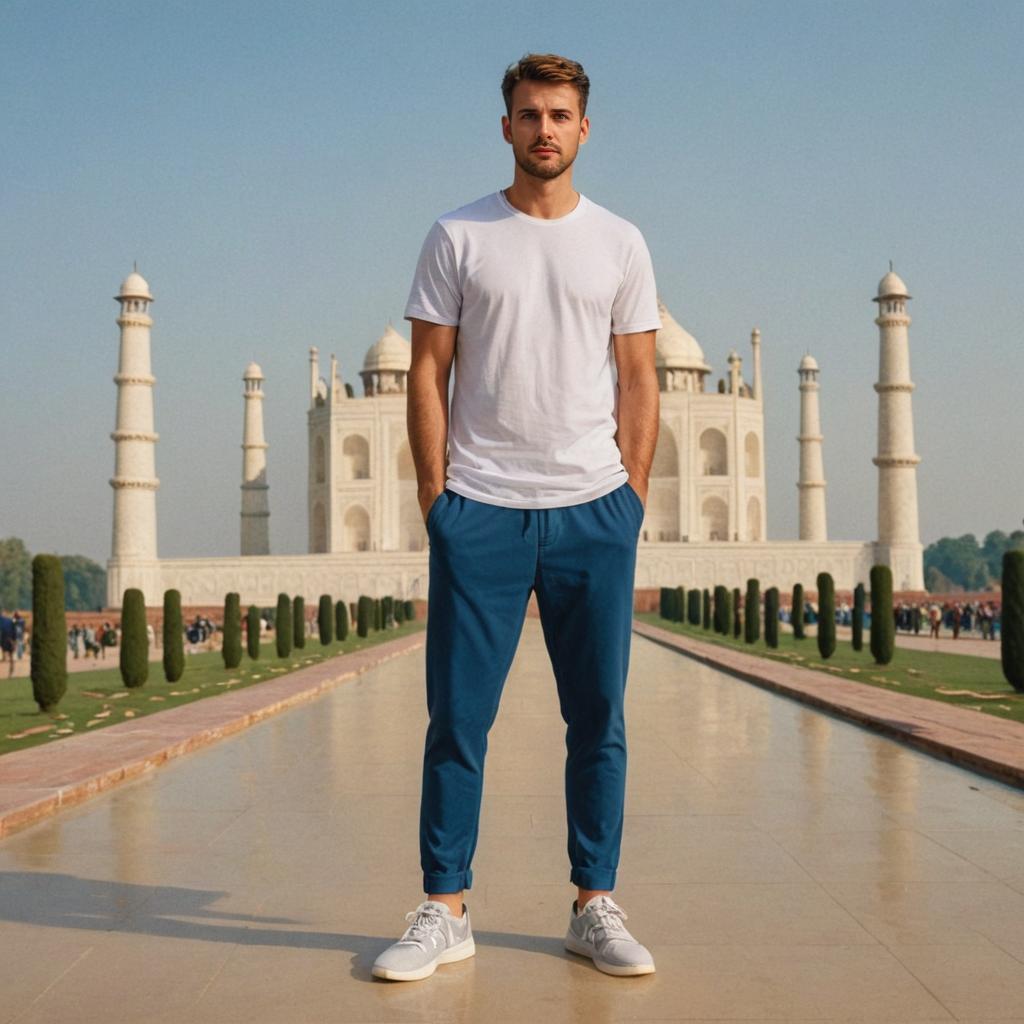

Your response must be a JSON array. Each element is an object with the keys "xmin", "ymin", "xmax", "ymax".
[{"xmin": 779, "ymin": 597, "xmax": 1001, "ymax": 640}]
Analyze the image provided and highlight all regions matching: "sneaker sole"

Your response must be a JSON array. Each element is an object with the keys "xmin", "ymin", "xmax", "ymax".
[
  {"xmin": 371, "ymin": 936, "xmax": 476, "ymax": 982},
  {"xmin": 564, "ymin": 933, "xmax": 656, "ymax": 976}
]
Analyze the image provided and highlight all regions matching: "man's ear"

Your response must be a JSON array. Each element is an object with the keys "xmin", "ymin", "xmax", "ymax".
[
  {"xmin": 501, "ymin": 115, "xmax": 512, "ymax": 144},
  {"xmin": 579, "ymin": 115, "xmax": 590, "ymax": 145}
]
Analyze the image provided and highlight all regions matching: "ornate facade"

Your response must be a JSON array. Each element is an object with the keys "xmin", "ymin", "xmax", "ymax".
[{"xmin": 106, "ymin": 270, "xmax": 925, "ymax": 608}]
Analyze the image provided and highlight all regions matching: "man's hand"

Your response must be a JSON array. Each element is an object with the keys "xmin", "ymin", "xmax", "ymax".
[
  {"xmin": 419, "ymin": 486, "xmax": 445, "ymax": 526},
  {"xmin": 626, "ymin": 473, "xmax": 649, "ymax": 508}
]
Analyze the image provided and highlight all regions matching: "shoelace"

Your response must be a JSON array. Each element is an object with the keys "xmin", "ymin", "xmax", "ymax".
[
  {"xmin": 581, "ymin": 897, "xmax": 631, "ymax": 938},
  {"xmin": 399, "ymin": 905, "xmax": 448, "ymax": 951}
]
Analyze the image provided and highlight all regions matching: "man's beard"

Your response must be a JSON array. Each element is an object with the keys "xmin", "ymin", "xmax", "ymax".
[{"xmin": 514, "ymin": 145, "xmax": 577, "ymax": 181}]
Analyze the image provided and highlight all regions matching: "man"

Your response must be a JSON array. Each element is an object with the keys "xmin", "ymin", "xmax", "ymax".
[{"xmin": 372, "ymin": 53, "xmax": 661, "ymax": 983}]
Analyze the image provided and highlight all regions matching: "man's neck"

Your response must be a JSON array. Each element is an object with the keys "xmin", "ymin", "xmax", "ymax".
[{"xmin": 503, "ymin": 172, "xmax": 580, "ymax": 220}]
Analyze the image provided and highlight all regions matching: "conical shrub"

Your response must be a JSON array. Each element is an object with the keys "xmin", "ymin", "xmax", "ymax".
[
  {"xmin": 702, "ymin": 589, "xmax": 711, "ymax": 630},
  {"xmin": 163, "ymin": 589, "xmax": 184, "ymax": 682},
  {"xmin": 275, "ymin": 593, "xmax": 292, "ymax": 658},
  {"xmin": 744, "ymin": 579, "xmax": 760, "ymax": 644},
  {"xmin": 869, "ymin": 565, "xmax": 894, "ymax": 665},
  {"xmin": 792, "ymin": 583, "xmax": 805, "ymax": 640},
  {"xmin": 687, "ymin": 589, "xmax": 701, "ymax": 626},
  {"xmin": 765, "ymin": 587, "xmax": 779, "ymax": 648},
  {"xmin": 222, "ymin": 592, "xmax": 242, "ymax": 669},
  {"xmin": 292, "ymin": 596, "xmax": 306, "ymax": 649},
  {"xmin": 852, "ymin": 583, "xmax": 865, "ymax": 652},
  {"xmin": 247, "ymin": 605, "xmax": 261, "ymax": 660},
  {"xmin": 732, "ymin": 587, "xmax": 742, "ymax": 637},
  {"xmin": 1002, "ymin": 551, "xmax": 1024, "ymax": 692},
  {"xmin": 318, "ymin": 594, "xmax": 333, "ymax": 645},
  {"xmin": 120, "ymin": 587, "xmax": 149, "ymax": 688},
  {"xmin": 713, "ymin": 585, "xmax": 728, "ymax": 634},
  {"xmin": 30, "ymin": 554, "xmax": 67, "ymax": 712},
  {"xmin": 335, "ymin": 599, "xmax": 349, "ymax": 641},
  {"xmin": 816, "ymin": 572, "xmax": 836, "ymax": 659},
  {"xmin": 403, "ymin": 599, "xmax": 414, "ymax": 622},
  {"xmin": 357, "ymin": 595, "xmax": 371, "ymax": 637}
]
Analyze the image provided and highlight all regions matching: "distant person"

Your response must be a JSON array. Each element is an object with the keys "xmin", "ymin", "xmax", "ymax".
[
  {"xmin": 928, "ymin": 605, "xmax": 941, "ymax": 640},
  {"xmin": 372, "ymin": 53, "xmax": 658, "ymax": 983},
  {"xmin": 13, "ymin": 612, "xmax": 25, "ymax": 660},
  {"xmin": 0, "ymin": 610, "xmax": 15, "ymax": 676}
]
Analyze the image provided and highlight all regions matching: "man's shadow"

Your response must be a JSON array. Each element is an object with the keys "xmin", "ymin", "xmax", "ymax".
[{"xmin": 0, "ymin": 871, "xmax": 574, "ymax": 980}]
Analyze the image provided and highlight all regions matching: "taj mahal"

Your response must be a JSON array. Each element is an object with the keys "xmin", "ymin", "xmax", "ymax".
[{"xmin": 105, "ymin": 267, "xmax": 924, "ymax": 609}]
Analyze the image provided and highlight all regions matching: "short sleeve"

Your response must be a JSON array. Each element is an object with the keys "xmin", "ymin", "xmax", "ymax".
[
  {"xmin": 610, "ymin": 230, "xmax": 661, "ymax": 335},
  {"xmin": 404, "ymin": 220, "xmax": 462, "ymax": 326}
]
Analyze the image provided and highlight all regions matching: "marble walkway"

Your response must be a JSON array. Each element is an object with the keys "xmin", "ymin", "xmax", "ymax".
[{"xmin": 2, "ymin": 618, "xmax": 1024, "ymax": 1022}]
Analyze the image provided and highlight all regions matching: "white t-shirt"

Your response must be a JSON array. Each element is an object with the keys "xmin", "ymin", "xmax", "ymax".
[{"xmin": 404, "ymin": 189, "xmax": 660, "ymax": 509}]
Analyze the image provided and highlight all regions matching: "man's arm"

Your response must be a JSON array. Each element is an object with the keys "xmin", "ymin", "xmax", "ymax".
[
  {"xmin": 407, "ymin": 318, "xmax": 457, "ymax": 522},
  {"xmin": 612, "ymin": 330, "xmax": 659, "ymax": 506}
]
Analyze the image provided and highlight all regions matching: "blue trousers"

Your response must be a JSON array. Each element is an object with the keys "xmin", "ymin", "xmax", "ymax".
[{"xmin": 420, "ymin": 480, "xmax": 645, "ymax": 894}]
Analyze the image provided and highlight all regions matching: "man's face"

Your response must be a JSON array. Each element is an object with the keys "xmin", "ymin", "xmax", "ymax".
[{"xmin": 501, "ymin": 80, "xmax": 589, "ymax": 181}]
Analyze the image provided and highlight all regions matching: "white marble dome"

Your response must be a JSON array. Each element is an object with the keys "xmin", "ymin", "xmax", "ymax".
[
  {"xmin": 799, "ymin": 353, "xmax": 819, "ymax": 371},
  {"xmin": 656, "ymin": 300, "xmax": 710, "ymax": 372},
  {"xmin": 876, "ymin": 270, "xmax": 909, "ymax": 299},
  {"xmin": 243, "ymin": 361, "xmax": 264, "ymax": 379},
  {"xmin": 118, "ymin": 270, "xmax": 152, "ymax": 300},
  {"xmin": 363, "ymin": 324, "xmax": 411, "ymax": 372}
]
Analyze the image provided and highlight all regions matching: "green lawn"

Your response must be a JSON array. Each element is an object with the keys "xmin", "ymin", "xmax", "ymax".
[
  {"xmin": 635, "ymin": 612, "xmax": 1024, "ymax": 725},
  {"xmin": 1, "ymin": 621, "xmax": 425, "ymax": 758}
]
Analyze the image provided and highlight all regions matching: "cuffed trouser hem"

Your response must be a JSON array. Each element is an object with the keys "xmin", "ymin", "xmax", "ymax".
[
  {"xmin": 570, "ymin": 866, "xmax": 618, "ymax": 890},
  {"xmin": 424, "ymin": 869, "xmax": 473, "ymax": 894}
]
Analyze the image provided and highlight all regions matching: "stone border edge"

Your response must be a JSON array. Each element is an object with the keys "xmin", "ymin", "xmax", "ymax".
[{"xmin": 0, "ymin": 632, "xmax": 425, "ymax": 839}]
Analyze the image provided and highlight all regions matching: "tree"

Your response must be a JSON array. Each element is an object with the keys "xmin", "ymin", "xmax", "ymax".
[
  {"xmin": 222, "ymin": 592, "xmax": 242, "ymax": 669},
  {"xmin": 120, "ymin": 588, "xmax": 149, "ymax": 687},
  {"xmin": 852, "ymin": 583, "xmax": 865, "ymax": 652},
  {"xmin": 765, "ymin": 587, "xmax": 779, "ymax": 648},
  {"xmin": 816, "ymin": 572, "xmax": 836, "ymax": 659},
  {"xmin": 791, "ymin": 583, "xmax": 805, "ymax": 640},
  {"xmin": 732, "ymin": 587, "xmax": 742, "ymax": 638},
  {"xmin": 922, "ymin": 534, "xmax": 989, "ymax": 591},
  {"xmin": 318, "ymin": 594, "xmax": 333, "ymax": 645},
  {"xmin": 293, "ymin": 595, "xmax": 306, "ymax": 649},
  {"xmin": 1001, "ymin": 551, "xmax": 1024, "ymax": 692},
  {"xmin": 744, "ymin": 579, "xmax": 760, "ymax": 644},
  {"xmin": 61, "ymin": 554, "xmax": 106, "ymax": 611},
  {"xmin": 403, "ymin": 599, "xmax": 414, "ymax": 622},
  {"xmin": 702, "ymin": 589, "xmax": 711, "ymax": 630},
  {"xmin": 247, "ymin": 605, "xmax": 261, "ymax": 660},
  {"xmin": 395, "ymin": 597, "xmax": 405, "ymax": 625},
  {"xmin": 30, "ymin": 554, "xmax": 67, "ymax": 712},
  {"xmin": 163, "ymin": 589, "xmax": 184, "ymax": 682},
  {"xmin": 275, "ymin": 593, "xmax": 292, "ymax": 658},
  {"xmin": 0, "ymin": 537, "xmax": 32, "ymax": 610},
  {"xmin": 870, "ymin": 564, "xmax": 894, "ymax": 665},
  {"xmin": 335, "ymin": 599, "xmax": 349, "ymax": 641}
]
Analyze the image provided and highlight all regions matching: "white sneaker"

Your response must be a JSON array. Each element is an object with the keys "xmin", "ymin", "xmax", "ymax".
[
  {"xmin": 565, "ymin": 894, "xmax": 655, "ymax": 976},
  {"xmin": 372, "ymin": 900, "xmax": 475, "ymax": 981}
]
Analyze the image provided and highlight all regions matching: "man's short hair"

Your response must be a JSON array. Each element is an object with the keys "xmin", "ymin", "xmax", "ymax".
[{"xmin": 501, "ymin": 53, "xmax": 590, "ymax": 118}]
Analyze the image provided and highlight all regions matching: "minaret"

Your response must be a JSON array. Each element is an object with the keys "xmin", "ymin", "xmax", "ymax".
[
  {"xmin": 750, "ymin": 327, "xmax": 763, "ymax": 402},
  {"xmin": 797, "ymin": 354, "xmax": 827, "ymax": 541},
  {"xmin": 309, "ymin": 346, "xmax": 320, "ymax": 405},
  {"xmin": 240, "ymin": 362, "xmax": 270, "ymax": 555},
  {"xmin": 727, "ymin": 350, "xmax": 742, "ymax": 541},
  {"xmin": 873, "ymin": 267, "xmax": 923, "ymax": 589},
  {"xmin": 108, "ymin": 268, "xmax": 160, "ymax": 605}
]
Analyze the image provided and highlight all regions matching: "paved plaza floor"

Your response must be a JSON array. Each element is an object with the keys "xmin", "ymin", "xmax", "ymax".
[{"xmin": 2, "ymin": 618, "xmax": 1024, "ymax": 1022}]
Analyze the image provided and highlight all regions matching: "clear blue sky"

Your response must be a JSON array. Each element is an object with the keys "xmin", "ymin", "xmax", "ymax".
[{"xmin": 2, "ymin": 0, "xmax": 1021, "ymax": 562}]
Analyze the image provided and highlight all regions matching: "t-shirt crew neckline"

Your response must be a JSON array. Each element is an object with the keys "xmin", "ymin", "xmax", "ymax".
[{"xmin": 496, "ymin": 188, "xmax": 588, "ymax": 225}]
